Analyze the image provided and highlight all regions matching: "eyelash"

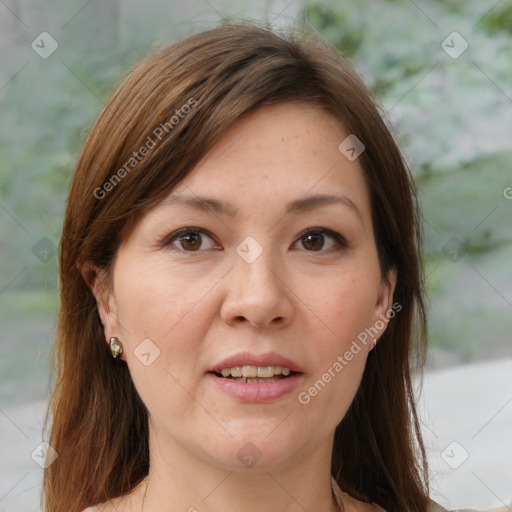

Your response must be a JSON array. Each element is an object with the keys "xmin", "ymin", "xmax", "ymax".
[
  {"xmin": 298, "ymin": 227, "xmax": 348, "ymax": 252},
  {"xmin": 161, "ymin": 227, "xmax": 348, "ymax": 254}
]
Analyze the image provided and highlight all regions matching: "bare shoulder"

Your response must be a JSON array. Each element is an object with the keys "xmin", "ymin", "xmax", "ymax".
[
  {"xmin": 82, "ymin": 505, "xmax": 114, "ymax": 512},
  {"xmin": 337, "ymin": 493, "xmax": 511, "ymax": 512},
  {"xmin": 335, "ymin": 489, "xmax": 386, "ymax": 511},
  {"xmin": 82, "ymin": 482, "xmax": 145, "ymax": 512},
  {"xmin": 427, "ymin": 500, "xmax": 512, "ymax": 512},
  {"xmin": 82, "ymin": 496, "xmax": 129, "ymax": 512},
  {"xmin": 335, "ymin": 494, "xmax": 471, "ymax": 512}
]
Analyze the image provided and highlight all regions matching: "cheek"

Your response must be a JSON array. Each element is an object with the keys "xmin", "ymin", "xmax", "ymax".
[
  {"xmin": 111, "ymin": 261, "xmax": 221, "ymax": 412},
  {"xmin": 113, "ymin": 258, "xmax": 220, "ymax": 342},
  {"xmin": 300, "ymin": 262, "xmax": 381, "ymax": 352},
  {"xmin": 298, "ymin": 351, "xmax": 366, "ymax": 426},
  {"xmin": 291, "ymin": 262, "xmax": 380, "ymax": 425}
]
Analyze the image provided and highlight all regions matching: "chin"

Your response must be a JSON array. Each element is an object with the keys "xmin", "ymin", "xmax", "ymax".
[{"xmin": 201, "ymin": 423, "xmax": 311, "ymax": 473}]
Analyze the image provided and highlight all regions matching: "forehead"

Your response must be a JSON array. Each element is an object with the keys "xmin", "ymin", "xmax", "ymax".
[{"xmin": 170, "ymin": 102, "xmax": 371, "ymax": 212}]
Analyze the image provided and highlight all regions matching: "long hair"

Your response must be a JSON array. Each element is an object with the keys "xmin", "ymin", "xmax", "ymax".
[{"xmin": 43, "ymin": 23, "xmax": 429, "ymax": 512}]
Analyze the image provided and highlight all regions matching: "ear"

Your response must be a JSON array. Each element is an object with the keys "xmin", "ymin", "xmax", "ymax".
[
  {"xmin": 371, "ymin": 267, "xmax": 398, "ymax": 343},
  {"xmin": 80, "ymin": 260, "xmax": 122, "ymax": 349}
]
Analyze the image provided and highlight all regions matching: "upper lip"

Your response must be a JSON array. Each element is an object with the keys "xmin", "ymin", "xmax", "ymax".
[{"xmin": 209, "ymin": 352, "xmax": 304, "ymax": 374}]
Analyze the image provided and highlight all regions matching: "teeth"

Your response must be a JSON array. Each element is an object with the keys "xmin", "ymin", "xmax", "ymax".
[
  {"xmin": 231, "ymin": 367, "xmax": 242, "ymax": 378},
  {"xmin": 242, "ymin": 366, "xmax": 257, "ymax": 378},
  {"xmin": 257, "ymin": 366, "xmax": 274, "ymax": 378},
  {"xmin": 219, "ymin": 365, "xmax": 292, "ymax": 379},
  {"xmin": 234, "ymin": 376, "xmax": 284, "ymax": 383}
]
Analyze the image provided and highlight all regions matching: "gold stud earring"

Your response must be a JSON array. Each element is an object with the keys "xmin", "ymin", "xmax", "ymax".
[{"xmin": 109, "ymin": 337, "xmax": 123, "ymax": 359}]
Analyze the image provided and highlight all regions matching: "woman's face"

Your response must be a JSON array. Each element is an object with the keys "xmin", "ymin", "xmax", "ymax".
[{"xmin": 96, "ymin": 102, "xmax": 395, "ymax": 474}]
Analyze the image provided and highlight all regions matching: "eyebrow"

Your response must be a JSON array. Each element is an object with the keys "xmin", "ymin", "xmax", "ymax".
[
  {"xmin": 161, "ymin": 194, "xmax": 237, "ymax": 216},
  {"xmin": 162, "ymin": 193, "xmax": 363, "ymax": 221},
  {"xmin": 286, "ymin": 194, "xmax": 363, "ymax": 221}
]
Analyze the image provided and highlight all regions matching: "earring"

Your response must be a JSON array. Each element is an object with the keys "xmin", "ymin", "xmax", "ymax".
[
  {"xmin": 109, "ymin": 337, "xmax": 123, "ymax": 359},
  {"xmin": 373, "ymin": 338, "xmax": 377, "ymax": 349}
]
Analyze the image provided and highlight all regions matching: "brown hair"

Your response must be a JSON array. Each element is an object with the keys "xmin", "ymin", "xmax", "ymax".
[{"xmin": 44, "ymin": 22, "xmax": 429, "ymax": 512}]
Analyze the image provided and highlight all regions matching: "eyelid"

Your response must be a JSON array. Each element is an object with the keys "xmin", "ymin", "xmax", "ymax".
[
  {"xmin": 160, "ymin": 226, "xmax": 348, "ymax": 253},
  {"xmin": 292, "ymin": 227, "xmax": 348, "ymax": 251},
  {"xmin": 160, "ymin": 227, "xmax": 220, "ymax": 251}
]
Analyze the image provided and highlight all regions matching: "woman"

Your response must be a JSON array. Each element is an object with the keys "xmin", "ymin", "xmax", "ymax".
[{"xmin": 43, "ymin": 23, "xmax": 496, "ymax": 512}]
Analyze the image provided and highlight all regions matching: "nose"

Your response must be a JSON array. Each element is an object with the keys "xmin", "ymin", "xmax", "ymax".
[{"xmin": 220, "ymin": 248, "xmax": 294, "ymax": 329}]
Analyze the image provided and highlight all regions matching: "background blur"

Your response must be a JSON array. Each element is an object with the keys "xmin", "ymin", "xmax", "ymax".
[{"xmin": 0, "ymin": 0, "xmax": 511, "ymax": 511}]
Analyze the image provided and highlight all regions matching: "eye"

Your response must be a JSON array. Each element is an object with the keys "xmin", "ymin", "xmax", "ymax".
[
  {"xmin": 293, "ymin": 228, "xmax": 347, "ymax": 252},
  {"xmin": 164, "ymin": 228, "xmax": 220, "ymax": 252}
]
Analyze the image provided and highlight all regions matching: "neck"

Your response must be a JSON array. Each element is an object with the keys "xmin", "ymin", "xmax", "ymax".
[{"xmin": 138, "ymin": 427, "xmax": 340, "ymax": 512}]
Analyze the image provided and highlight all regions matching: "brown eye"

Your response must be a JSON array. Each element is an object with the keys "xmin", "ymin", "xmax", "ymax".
[
  {"xmin": 179, "ymin": 232, "xmax": 203, "ymax": 251},
  {"xmin": 294, "ymin": 228, "xmax": 346, "ymax": 253},
  {"xmin": 302, "ymin": 233, "xmax": 326, "ymax": 251},
  {"xmin": 166, "ymin": 228, "xmax": 219, "ymax": 252}
]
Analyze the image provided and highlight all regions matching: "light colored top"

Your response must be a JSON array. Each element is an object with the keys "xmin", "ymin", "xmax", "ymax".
[
  {"xmin": 429, "ymin": 503, "xmax": 510, "ymax": 512},
  {"xmin": 82, "ymin": 480, "xmax": 509, "ymax": 512},
  {"xmin": 81, "ymin": 501, "xmax": 511, "ymax": 511},
  {"xmin": 331, "ymin": 477, "xmax": 510, "ymax": 512}
]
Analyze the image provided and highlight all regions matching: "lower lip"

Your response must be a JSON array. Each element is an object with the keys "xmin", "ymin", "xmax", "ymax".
[{"xmin": 207, "ymin": 372, "xmax": 305, "ymax": 403}]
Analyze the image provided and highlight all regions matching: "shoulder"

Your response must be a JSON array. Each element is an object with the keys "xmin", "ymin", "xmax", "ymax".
[
  {"xmin": 81, "ymin": 491, "xmax": 136, "ymax": 512},
  {"xmin": 82, "ymin": 504, "xmax": 122, "ymax": 512},
  {"xmin": 81, "ymin": 479, "xmax": 145, "ymax": 512},
  {"xmin": 81, "ymin": 504, "xmax": 120, "ymax": 512},
  {"xmin": 341, "ymin": 498, "xmax": 510, "ymax": 512},
  {"xmin": 82, "ymin": 505, "xmax": 119, "ymax": 512},
  {"xmin": 428, "ymin": 500, "xmax": 511, "ymax": 512}
]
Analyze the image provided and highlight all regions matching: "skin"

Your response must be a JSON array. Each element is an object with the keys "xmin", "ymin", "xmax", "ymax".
[{"xmin": 87, "ymin": 102, "xmax": 395, "ymax": 512}]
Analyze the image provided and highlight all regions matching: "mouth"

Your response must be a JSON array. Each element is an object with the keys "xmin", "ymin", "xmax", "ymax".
[
  {"xmin": 207, "ymin": 353, "xmax": 305, "ymax": 402},
  {"xmin": 209, "ymin": 365, "xmax": 301, "ymax": 384}
]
